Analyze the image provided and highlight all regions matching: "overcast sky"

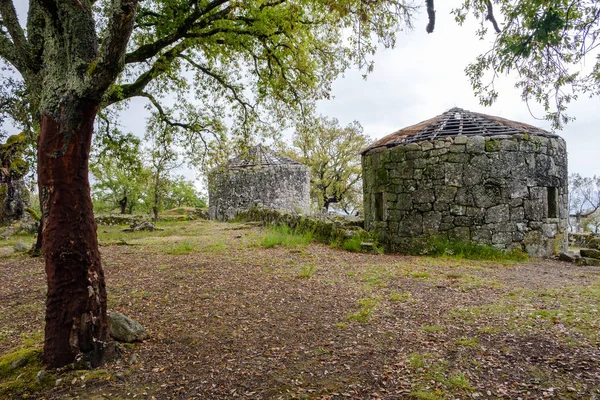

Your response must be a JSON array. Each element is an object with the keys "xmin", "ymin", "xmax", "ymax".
[{"xmin": 4, "ymin": 2, "xmax": 599, "ymax": 189}]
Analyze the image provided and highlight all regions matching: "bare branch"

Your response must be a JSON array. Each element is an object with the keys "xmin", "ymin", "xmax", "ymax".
[
  {"xmin": 139, "ymin": 91, "xmax": 194, "ymax": 130},
  {"xmin": 425, "ymin": 0, "xmax": 435, "ymax": 33},
  {"xmin": 485, "ymin": 0, "xmax": 501, "ymax": 34}
]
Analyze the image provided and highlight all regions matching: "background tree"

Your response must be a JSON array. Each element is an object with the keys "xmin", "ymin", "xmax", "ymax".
[
  {"xmin": 164, "ymin": 177, "xmax": 206, "ymax": 209},
  {"xmin": 145, "ymin": 119, "xmax": 180, "ymax": 222},
  {"xmin": 286, "ymin": 116, "xmax": 369, "ymax": 214},
  {"xmin": 90, "ymin": 119, "xmax": 147, "ymax": 214},
  {"xmin": 569, "ymin": 173, "xmax": 600, "ymax": 233}
]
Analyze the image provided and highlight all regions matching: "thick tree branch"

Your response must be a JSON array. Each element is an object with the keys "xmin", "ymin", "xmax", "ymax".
[
  {"xmin": 0, "ymin": 0, "xmax": 30, "ymax": 73},
  {"xmin": 89, "ymin": 0, "xmax": 138, "ymax": 96},
  {"xmin": 425, "ymin": 0, "xmax": 435, "ymax": 33},
  {"xmin": 125, "ymin": 0, "xmax": 230, "ymax": 64},
  {"xmin": 485, "ymin": 0, "xmax": 501, "ymax": 33},
  {"xmin": 0, "ymin": 30, "xmax": 19, "ymax": 69},
  {"xmin": 0, "ymin": 0, "xmax": 31, "ymax": 67}
]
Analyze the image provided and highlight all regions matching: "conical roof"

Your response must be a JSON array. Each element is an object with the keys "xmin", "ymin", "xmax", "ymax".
[
  {"xmin": 226, "ymin": 144, "xmax": 301, "ymax": 168},
  {"xmin": 363, "ymin": 107, "xmax": 556, "ymax": 154}
]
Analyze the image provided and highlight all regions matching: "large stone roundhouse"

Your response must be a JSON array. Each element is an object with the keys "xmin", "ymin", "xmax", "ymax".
[
  {"xmin": 361, "ymin": 108, "xmax": 568, "ymax": 257},
  {"xmin": 209, "ymin": 145, "xmax": 310, "ymax": 221}
]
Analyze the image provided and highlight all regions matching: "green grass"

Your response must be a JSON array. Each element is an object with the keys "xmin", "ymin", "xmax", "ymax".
[
  {"xmin": 455, "ymin": 337, "xmax": 479, "ymax": 347},
  {"xmin": 346, "ymin": 297, "xmax": 378, "ymax": 323},
  {"xmin": 297, "ymin": 264, "xmax": 316, "ymax": 279},
  {"xmin": 423, "ymin": 238, "xmax": 528, "ymax": 262},
  {"xmin": 260, "ymin": 224, "xmax": 313, "ymax": 248},
  {"xmin": 389, "ymin": 292, "xmax": 411, "ymax": 302},
  {"xmin": 165, "ymin": 240, "xmax": 196, "ymax": 255},
  {"xmin": 421, "ymin": 325, "xmax": 445, "ymax": 333}
]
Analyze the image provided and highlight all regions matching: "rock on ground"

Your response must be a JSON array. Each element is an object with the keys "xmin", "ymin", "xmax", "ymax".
[{"xmin": 109, "ymin": 312, "xmax": 148, "ymax": 343}]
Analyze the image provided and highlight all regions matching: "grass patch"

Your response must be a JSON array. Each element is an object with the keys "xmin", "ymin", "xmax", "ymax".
[
  {"xmin": 389, "ymin": 292, "xmax": 411, "ymax": 302},
  {"xmin": 420, "ymin": 238, "xmax": 528, "ymax": 262},
  {"xmin": 455, "ymin": 336, "xmax": 479, "ymax": 347},
  {"xmin": 446, "ymin": 372, "xmax": 473, "ymax": 390},
  {"xmin": 408, "ymin": 272, "xmax": 431, "ymax": 279},
  {"xmin": 165, "ymin": 240, "xmax": 196, "ymax": 255},
  {"xmin": 346, "ymin": 297, "xmax": 378, "ymax": 323},
  {"xmin": 421, "ymin": 325, "xmax": 445, "ymax": 333},
  {"xmin": 297, "ymin": 264, "xmax": 316, "ymax": 279},
  {"xmin": 260, "ymin": 225, "xmax": 313, "ymax": 248}
]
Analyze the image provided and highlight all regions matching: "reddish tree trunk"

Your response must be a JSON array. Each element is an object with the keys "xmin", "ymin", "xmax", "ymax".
[{"xmin": 38, "ymin": 100, "xmax": 107, "ymax": 368}]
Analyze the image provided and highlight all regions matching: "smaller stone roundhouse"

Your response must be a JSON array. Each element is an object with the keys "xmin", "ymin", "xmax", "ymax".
[
  {"xmin": 209, "ymin": 145, "xmax": 310, "ymax": 221},
  {"xmin": 361, "ymin": 108, "xmax": 568, "ymax": 257}
]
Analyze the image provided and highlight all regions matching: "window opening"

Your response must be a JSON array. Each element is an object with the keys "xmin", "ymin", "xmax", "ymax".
[
  {"xmin": 547, "ymin": 187, "xmax": 558, "ymax": 218},
  {"xmin": 374, "ymin": 192, "xmax": 384, "ymax": 221}
]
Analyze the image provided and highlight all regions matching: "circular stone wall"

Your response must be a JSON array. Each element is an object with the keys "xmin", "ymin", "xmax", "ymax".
[
  {"xmin": 209, "ymin": 164, "xmax": 310, "ymax": 221},
  {"xmin": 362, "ymin": 134, "xmax": 568, "ymax": 257}
]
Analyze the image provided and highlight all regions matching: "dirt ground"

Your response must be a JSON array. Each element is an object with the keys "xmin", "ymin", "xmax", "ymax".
[{"xmin": 1, "ymin": 220, "xmax": 599, "ymax": 399}]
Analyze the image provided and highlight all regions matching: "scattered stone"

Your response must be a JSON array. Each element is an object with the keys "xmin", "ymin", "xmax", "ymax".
[
  {"xmin": 10, "ymin": 356, "xmax": 29, "ymax": 370},
  {"xmin": 55, "ymin": 378, "xmax": 63, "ymax": 386},
  {"xmin": 13, "ymin": 242, "xmax": 28, "ymax": 252},
  {"xmin": 558, "ymin": 252, "xmax": 578, "ymax": 263},
  {"xmin": 580, "ymin": 248, "xmax": 600, "ymax": 259},
  {"xmin": 36, "ymin": 370, "xmax": 49, "ymax": 385},
  {"xmin": 128, "ymin": 353, "xmax": 140, "ymax": 366},
  {"xmin": 115, "ymin": 372, "xmax": 125, "ymax": 381},
  {"xmin": 576, "ymin": 257, "xmax": 600, "ymax": 267},
  {"xmin": 360, "ymin": 242, "xmax": 375, "ymax": 253},
  {"xmin": 121, "ymin": 221, "xmax": 157, "ymax": 232},
  {"xmin": 109, "ymin": 312, "xmax": 148, "ymax": 342}
]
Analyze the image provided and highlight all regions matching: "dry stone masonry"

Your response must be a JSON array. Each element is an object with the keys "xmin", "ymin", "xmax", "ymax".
[
  {"xmin": 362, "ymin": 108, "xmax": 568, "ymax": 257},
  {"xmin": 209, "ymin": 145, "xmax": 310, "ymax": 221}
]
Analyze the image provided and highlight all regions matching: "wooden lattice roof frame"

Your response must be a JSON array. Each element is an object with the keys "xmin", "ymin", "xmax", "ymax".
[{"xmin": 362, "ymin": 108, "xmax": 558, "ymax": 154}]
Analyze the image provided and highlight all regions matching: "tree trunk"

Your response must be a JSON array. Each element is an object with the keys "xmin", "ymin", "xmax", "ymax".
[{"xmin": 38, "ymin": 99, "xmax": 107, "ymax": 368}]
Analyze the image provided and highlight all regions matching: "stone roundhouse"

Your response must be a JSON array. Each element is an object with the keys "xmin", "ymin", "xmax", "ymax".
[
  {"xmin": 361, "ymin": 108, "xmax": 568, "ymax": 257},
  {"xmin": 208, "ymin": 145, "xmax": 310, "ymax": 221}
]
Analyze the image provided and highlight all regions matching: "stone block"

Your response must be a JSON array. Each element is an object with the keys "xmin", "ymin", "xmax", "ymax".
[
  {"xmin": 421, "ymin": 142, "xmax": 434, "ymax": 151},
  {"xmin": 450, "ymin": 204, "xmax": 466, "ymax": 216},
  {"xmin": 472, "ymin": 228, "xmax": 492, "ymax": 243},
  {"xmin": 449, "ymin": 144, "xmax": 466, "ymax": 153},
  {"xmin": 423, "ymin": 211, "xmax": 442, "ymax": 234},
  {"xmin": 510, "ymin": 207, "xmax": 525, "ymax": 221},
  {"xmin": 447, "ymin": 153, "xmax": 471, "ymax": 163},
  {"xmin": 472, "ymin": 184, "xmax": 501, "ymax": 208},
  {"xmin": 492, "ymin": 231, "xmax": 513, "ymax": 245},
  {"xmin": 542, "ymin": 223, "xmax": 557, "ymax": 238},
  {"xmin": 454, "ymin": 216, "xmax": 474, "ymax": 227},
  {"xmin": 580, "ymin": 248, "xmax": 600, "ymax": 259},
  {"xmin": 485, "ymin": 204, "xmax": 510, "ymax": 223},
  {"xmin": 500, "ymin": 139, "xmax": 518, "ymax": 151},
  {"xmin": 406, "ymin": 150, "xmax": 423, "ymax": 160},
  {"xmin": 444, "ymin": 163, "xmax": 463, "ymax": 187},
  {"xmin": 450, "ymin": 227, "xmax": 471, "ymax": 241},
  {"xmin": 453, "ymin": 135, "xmax": 468, "ymax": 145},
  {"xmin": 466, "ymin": 136, "xmax": 486, "ymax": 153},
  {"xmin": 455, "ymin": 187, "xmax": 475, "ymax": 206},
  {"xmin": 396, "ymin": 193, "xmax": 413, "ymax": 210},
  {"xmin": 405, "ymin": 143, "xmax": 421, "ymax": 151},
  {"xmin": 524, "ymin": 200, "xmax": 545, "ymax": 221},
  {"xmin": 435, "ymin": 186, "xmax": 457, "ymax": 203},
  {"xmin": 414, "ymin": 202, "xmax": 433, "ymax": 212},
  {"xmin": 413, "ymin": 189, "xmax": 435, "ymax": 204},
  {"xmin": 399, "ymin": 213, "xmax": 423, "ymax": 236}
]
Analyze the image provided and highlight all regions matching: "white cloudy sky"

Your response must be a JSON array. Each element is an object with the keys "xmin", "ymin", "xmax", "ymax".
[{"xmin": 4, "ymin": 1, "xmax": 599, "ymax": 188}]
